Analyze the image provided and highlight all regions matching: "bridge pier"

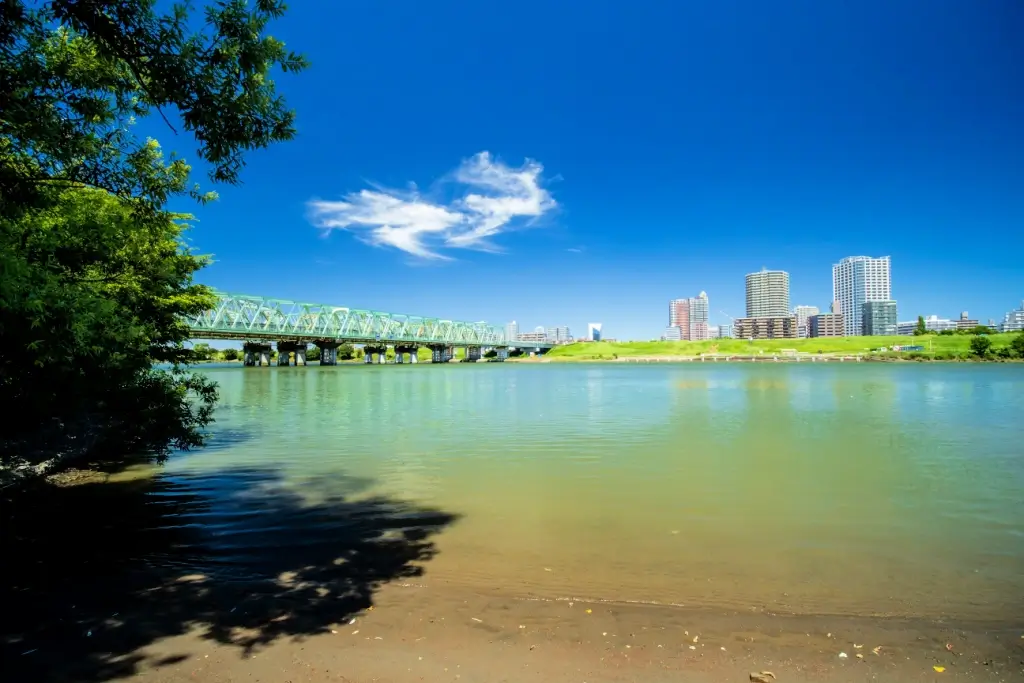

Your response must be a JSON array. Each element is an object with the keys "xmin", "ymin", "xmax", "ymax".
[
  {"xmin": 316, "ymin": 341, "xmax": 340, "ymax": 366},
  {"xmin": 243, "ymin": 342, "xmax": 272, "ymax": 367},
  {"xmin": 363, "ymin": 344, "xmax": 387, "ymax": 364},
  {"xmin": 464, "ymin": 346, "xmax": 481, "ymax": 362},
  {"xmin": 429, "ymin": 345, "xmax": 453, "ymax": 363},
  {"xmin": 395, "ymin": 345, "xmax": 418, "ymax": 364},
  {"xmin": 277, "ymin": 341, "xmax": 307, "ymax": 366}
]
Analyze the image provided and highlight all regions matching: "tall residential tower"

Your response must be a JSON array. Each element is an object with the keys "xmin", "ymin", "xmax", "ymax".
[
  {"xmin": 833, "ymin": 256, "xmax": 892, "ymax": 336},
  {"xmin": 745, "ymin": 269, "xmax": 790, "ymax": 317},
  {"xmin": 668, "ymin": 292, "xmax": 710, "ymax": 340}
]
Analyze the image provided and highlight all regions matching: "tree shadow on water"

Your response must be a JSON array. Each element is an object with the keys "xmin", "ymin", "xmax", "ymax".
[{"xmin": 0, "ymin": 467, "xmax": 458, "ymax": 681}]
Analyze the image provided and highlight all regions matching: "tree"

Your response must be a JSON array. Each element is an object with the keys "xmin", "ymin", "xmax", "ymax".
[
  {"xmin": 1, "ymin": 0, "xmax": 307, "ymax": 217},
  {"xmin": 222, "ymin": 348, "xmax": 240, "ymax": 361},
  {"xmin": 305, "ymin": 345, "xmax": 320, "ymax": 361},
  {"xmin": 1, "ymin": 2, "xmax": 305, "ymax": 471},
  {"xmin": 914, "ymin": 316, "xmax": 927, "ymax": 336},
  {"xmin": 339, "ymin": 343, "xmax": 355, "ymax": 360},
  {"xmin": 1, "ymin": 189, "xmax": 216, "ymax": 466},
  {"xmin": 483, "ymin": 349, "xmax": 497, "ymax": 358},
  {"xmin": 192, "ymin": 343, "xmax": 214, "ymax": 361},
  {"xmin": 969, "ymin": 335, "xmax": 992, "ymax": 357},
  {"xmin": 1011, "ymin": 332, "xmax": 1024, "ymax": 359}
]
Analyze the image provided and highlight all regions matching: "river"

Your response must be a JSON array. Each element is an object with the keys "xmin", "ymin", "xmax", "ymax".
[{"xmin": 163, "ymin": 362, "xmax": 1024, "ymax": 622}]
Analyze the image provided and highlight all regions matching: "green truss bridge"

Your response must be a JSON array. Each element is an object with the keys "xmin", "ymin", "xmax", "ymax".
[{"xmin": 185, "ymin": 291, "xmax": 552, "ymax": 366}]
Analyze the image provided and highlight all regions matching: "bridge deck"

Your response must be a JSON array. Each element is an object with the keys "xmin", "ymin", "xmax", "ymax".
[{"xmin": 186, "ymin": 292, "xmax": 552, "ymax": 348}]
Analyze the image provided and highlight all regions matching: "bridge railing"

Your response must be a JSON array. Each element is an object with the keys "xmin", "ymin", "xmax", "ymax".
[{"xmin": 186, "ymin": 292, "xmax": 537, "ymax": 346}]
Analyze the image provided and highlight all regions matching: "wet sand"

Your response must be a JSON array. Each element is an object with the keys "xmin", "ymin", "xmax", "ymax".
[{"xmin": 82, "ymin": 583, "xmax": 1022, "ymax": 683}]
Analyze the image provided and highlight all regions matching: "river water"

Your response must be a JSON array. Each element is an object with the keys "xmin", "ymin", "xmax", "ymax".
[{"xmin": 158, "ymin": 362, "xmax": 1024, "ymax": 623}]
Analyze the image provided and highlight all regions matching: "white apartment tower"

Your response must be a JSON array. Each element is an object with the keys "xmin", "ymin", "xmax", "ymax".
[
  {"xmin": 505, "ymin": 320, "xmax": 519, "ymax": 343},
  {"xmin": 745, "ymin": 269, "xmax": 790, "ymax": 318},
  {"xmin": 832, "ymin": 256, "xmax": 892, "ymax": 336}
]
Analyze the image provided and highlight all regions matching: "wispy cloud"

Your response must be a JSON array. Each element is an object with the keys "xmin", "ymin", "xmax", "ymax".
[
  {"xmin": 566, "ymin": 247, "xmax": 584, "ymax": 253},
  {"xmin": 307, "ymin": 152, "xmax": 556, "ymax": 259}
]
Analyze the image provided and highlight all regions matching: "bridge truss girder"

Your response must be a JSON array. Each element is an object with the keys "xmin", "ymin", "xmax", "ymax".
[{"xmin": 186, "ymin": 292, "xmax": 521, "ymax": 347}]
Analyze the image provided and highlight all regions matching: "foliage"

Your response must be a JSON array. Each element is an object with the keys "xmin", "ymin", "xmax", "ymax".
[
  {"xmin": 1, "ymin": 0, "xmax": 307, "ymax": 216},
  {"xmin": 305, "ymin": 345, "xmax": 321, "ymax": 361},
  {"xmin": 354, "ymin": 347, "xmax": 363, "ymax": 360},
  {"xmin": 0, "ymin": 189, "xmax": 217, "ymax": 465},
  {"xmin": 0, "ymin": 2, "xmax": 304, "ymax": 470},
  {"xmin": 913, "ymin": 315, "xmax": 927, "ymax": 336},
  {"xmin": 192, "ymin": 342, "xmax": 214, "ymax": 361},
  {"xmin": 1012, "ymin": 332, "xmax": 1024, "ymax": 358},
  {"xmin": 338, "ymin": 343, "xmax": 355, "ymax": 360},
  {"xmin": 483, "ymin": 349, "xmax": 497, "ymax": 358},
  {"xmin": 222, "ymin": 347, "xmax": 239, "ymax": 361},
  {"xmin": 969, "ymin": 335, "xmax": 992, "ymax": 357}
]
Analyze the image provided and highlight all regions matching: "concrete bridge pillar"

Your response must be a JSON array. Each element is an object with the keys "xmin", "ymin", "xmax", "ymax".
[
  {"xmin": 243, "ymin": 342, "xmax": 272, "ymax": 367},
  {"xmin": 364, "ymin": 351, "xmax": 373, "ymax": 364},
  {"xmin": 497, "ymin": 347, "xmax": 508, "ymax": 361},
  {"xmin": 295, "ymin": 348, "xmax": 307, "ymax": 366},
  {"xmin": 465, "ymin": 346, "xmax": 481, "ymax": 362},
  {"xmin": 316, "ymin": 342, "xmax": 339, "ymax": 366},
  {"xmin": 277, "ymin": 350, "xmax": 291, "ymax": 366}
]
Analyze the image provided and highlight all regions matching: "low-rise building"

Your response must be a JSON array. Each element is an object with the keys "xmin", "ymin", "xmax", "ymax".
[
  {"xmin": 793, "ymin": 305, "xmax": 819, "ymax": 338},
  {"xmin": 896, "ymin": 314, "xmax": 957, "ymax": 335},
  {"xmin": 662, "ymin": 326, "xmax": 683, "ymax": 341},
  {"xmin": 863, "ymin": 300, "xmax": 898, "ymax": 336},
  {"xmin": 999, "ymin": 301, "xmax": 1024, "ymax": 332},
  {"xmin": 732, "ymin": 316, "xmax": 798, "ymax": 340},
  {"xmin": 516, "ymin": 332, "xmax": 548, "ymax": 344},
  {"xmin": 808, "ymin": 312, "xmax": 844, "ymax": 337},
  {"xmin": 956, "ymin": 312, "xmax": 979, "ymax": 330}
]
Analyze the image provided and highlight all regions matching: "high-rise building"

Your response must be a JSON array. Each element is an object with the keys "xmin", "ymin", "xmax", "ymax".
[
  {"xmin": 668, "ymin": 292, "xmax": 710, "ymax": 340},
  {"xmin": 587, "ymin": 323, "xmax": 602, "ymax": 341},
  {"xmin": 505, "ymin": 320, "xmax": 519, "ymax": 344},
  {"xmin": 833, "ymin": 256, "xmax": 892, "ymax": 336},
  {"xmin": 862, "ymin": 300, "xmax": 898, "ymax": 336},
  {"xmin": 793, "ymin": 305, "xmax": 819, "ymax": 338},
  {"xmin": 745, "ymin": 269, "xmax": 790, "ymax": 318}
]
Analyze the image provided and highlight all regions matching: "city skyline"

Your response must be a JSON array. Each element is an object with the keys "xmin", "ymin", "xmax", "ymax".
[{"xmin": 181, "ymin": 2, "xmax": 1022, "ymax": 341}]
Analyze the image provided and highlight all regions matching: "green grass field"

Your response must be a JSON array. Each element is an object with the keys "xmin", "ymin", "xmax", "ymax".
[{"xmin": 543, "ymin": 334, "xmax": 1020, "ymax": 360}]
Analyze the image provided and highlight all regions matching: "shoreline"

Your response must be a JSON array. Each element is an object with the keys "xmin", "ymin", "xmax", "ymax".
[{"xmin": 20, "ymin": 580, "xmax": 1020, "ymax": 683}]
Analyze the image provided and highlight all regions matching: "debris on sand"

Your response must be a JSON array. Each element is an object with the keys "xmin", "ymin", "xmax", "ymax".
[{"xmin": 749, "ymin": 672, "xmax": 776, "ymax": 683}]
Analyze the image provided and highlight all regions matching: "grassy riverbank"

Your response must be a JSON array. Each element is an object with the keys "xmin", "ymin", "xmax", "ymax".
[{"xmin": 543, "ymin": 333, "xmax": 1021, "ymax": 360}]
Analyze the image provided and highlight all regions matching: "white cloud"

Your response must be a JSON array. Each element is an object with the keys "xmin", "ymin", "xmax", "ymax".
[{"xmin": 307, "ymin": 152, "xmax": 555, "ymax": 259}]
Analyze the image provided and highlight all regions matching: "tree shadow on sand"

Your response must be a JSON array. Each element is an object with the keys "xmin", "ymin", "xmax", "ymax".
[{"xmin": 1, "ymin": 466, "xmax": 458, "ymax": 681}]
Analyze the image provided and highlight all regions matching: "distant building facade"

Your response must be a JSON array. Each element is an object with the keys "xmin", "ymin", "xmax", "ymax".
[
  {"xmin": 733, "ymin": 316, "xmax": 798, "ymax": 340},
  {"xmin": 587, "ymin": 322, "xmax": 603, "ymax": 341},
  {"xmin": 516, "ymin": 332, "xmax": 547, "ymax": 344},
  {"xmin": 546, "ymin": 326, "xmax": 572, "ymax": 344},
  {"xmin": 956, "ymin": 312, "xmax": 979, "ymax": 330},
  {"xmin": 808, "ymin": 312, "xmax": 844, "ymax": 337},
  {"xmin": 745, "ymin": 269, "xmax": 790, "ymax": 318},
  {"xmin": 897, "ymin": 315, "xmax": 957, "ymax": 335},
  {"xmin": 505, "ymin": 321, "xmax": 519, "ymax": 344},
  {"xmin": 833, "ymin": 256, "xmax": 892, "ymax": 336},
  {"xmin": 667, "ymin": 291, "xmax": 710, "ymax": 341},
  {"xmin": 793, "ymin": 305, "xmax": 819, "ymax": 338},
  {"xmin": 862, "ymin": 300, "xmax": 898, "ymax": 336},
  {"xmin": 662, "ymin": 326, "xmax": 683, "ymax": 341},
  {"xmin": 999, "ymin": 301, "xmax": 1024, "ymax": 332}
]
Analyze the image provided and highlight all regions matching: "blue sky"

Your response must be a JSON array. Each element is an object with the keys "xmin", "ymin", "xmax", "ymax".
[{"xmin": 176, "ymin": 0, "xmax": 1023, "ymax": 340}]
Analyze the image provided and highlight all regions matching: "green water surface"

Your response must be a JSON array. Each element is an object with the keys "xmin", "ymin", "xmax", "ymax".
[{"xmin": 166, "ymin": 363, "xmax": 1024, "ymax": 621}]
